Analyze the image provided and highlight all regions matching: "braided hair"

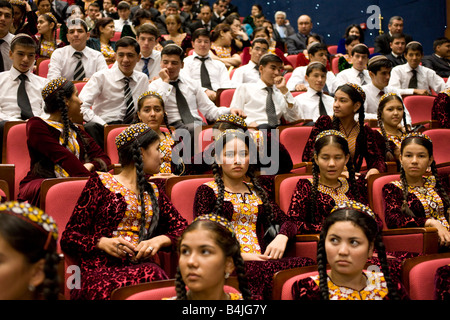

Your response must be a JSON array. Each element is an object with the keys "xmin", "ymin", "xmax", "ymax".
[
  {"xmin": 117, "ymin": 127, "xmax": 161, "ymax": 242},
  {"xmin": 377, "ymin": 93, "xmax": 409, "ymax": 162},
  {"xmin": 317, "ymin": 206, "xmax": 400, "ymax": 300},
  {"xmin": 37, "ymin": 13, "xmax": 58, "ymax": 56},
  {"xmin": 175, "ymin": 216, "xmax": 252, "ymax": 300},
  {"xmin": 308, "ymin": 133, "xmax": 359, "ymax": 224},
  {"xmin": 399, "ymin": 136, "xmax": 450, "ymax": 221},
  {"xmin": 211, "ymin": 130, "xmax": 276, "ymax": 228},
  {"xmin": 332, "ymin": 83, "xmax": 367, "ymax": 172}
]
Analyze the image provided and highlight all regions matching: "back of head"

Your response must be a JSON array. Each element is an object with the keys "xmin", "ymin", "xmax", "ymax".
[
  {"xmin": 259, "ymin": 53, "xmax": 282, "ymax": 67},
  {"xmin": 115, "ymin": 36, "xmax": 140, "ymax": 54}
]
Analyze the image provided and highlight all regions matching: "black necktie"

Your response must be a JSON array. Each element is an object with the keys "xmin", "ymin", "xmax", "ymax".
[
  {"xmin": 73, "ymin": 51, "xmax": 86, "ymax": 81},
  {"xmin": 265, "ymin": 87, "xmax": 278, "ymax": 127},
  {"xmin": 195, "ymin": 56, "xmax": 213, "ymax": 90},
  {"xmin": 317, "ymin": 92, "xmax": 327, "ymax": 116},
  {"xmin": 409, "ymin": 69, "xmax": 418, "ymax": 89},
  {"xmin": 123, "ymin": 77, "xmax": 135, "ymax": 124},
  {"xmin": 170, "ymin": 80, "xmax": 195, "ymax": 124},
  {"xmin": 0, "ymin": 39, "xmax": 5, "ymax": 72},
  {"xmin": 203, "ymin": 23, "xmax": 209, "ymax": 32},
  {"xmin": 358, "ymin": 71, "xmax": 367, "ymax": 85},
  {"xmin": 142, "ymin": 57, "xmax": 150, "ymax": 77},
  {"xmin": 17, "ymin": 74, "xmax": 33, "ymax": 120}
]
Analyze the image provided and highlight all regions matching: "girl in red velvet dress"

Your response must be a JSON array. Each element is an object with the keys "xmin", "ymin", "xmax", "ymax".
[
  {"xmin": 382, "ymin": 132, "xmax": 450, "ymax": 251},
  {"xmin": 302, "ymin": 83, "xmax": 386, "ymax": 179},
  {"xmin": 431, "ymin": 88, "xmax": 450, "ymax": 128},
  {"xmin": 60, "ymin": 123, "xmax": 188, "ymax": 300},
  {"xmin": 291, "ymin": 201, "xmax": 408, "ymax": 300},
  {"xmin": 287, "ymin": 130, "xmax": 368, "ymax": 234},
  {"xmin": 193, "ymin": 129, "xmax": 314, "ymax": 300},
  {"xmin": 18, "ymin": 78, "xmax": 111, "ymax": 206}
]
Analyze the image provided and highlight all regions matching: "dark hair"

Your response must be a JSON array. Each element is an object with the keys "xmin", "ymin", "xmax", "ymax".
[
  {"xmin": 259, "ymin": 53, "xmax": 282, "ymax": 66},
  {"xmin": 405, "ymin": 42, "xmax": 423, "ymax": 55},
  {"xmin": 317, "ymin": 208, "xmax": 400, "ymax": 300},
  {"xmin": 308, "ymin": 134, "xmax": 359, "ymax": 222},
  {"xmin": 115, "ymin": 36, "xmax": 140, "ymax": 54},
  {"xmin": 344, "ymin": 35, "xmax": 360, "ymax": 46},
  {"xmin": 90, "ymin": 17, "xmax": 114, "ymax": 39},
  {"xmin": 399, "ymin": 137, "xmax": 450, "ymax": 221},
  {"xmin": 332, "ymin": 84, "xmax": 367, "ymax": 172},
  {"xmin": 117, "ymin": 128, "xmax": 161, "ymax": 241},
  {"xmin": 252, "ymin": 4, "xmax": 263, "ymax": 13},
  {"xmin": 433, "ymin": 37, "xmax": 450, "ymax": 52},
  {"xmin": 0, "ymin": 0, "xmax": 13, "ymax": 13},
  {"xmin": 368, "ymin": 58, "xmax": 393, "ymax": 74},
  {"xmin": 192, "ymin": 27, "xmax": 210, "ymax": 42},
  {"xmin": 305, "ymin": 61, "xmax": 327, "ymax": 76},
  {"xmin": 251, "ymin": 26, "xmax": 270, "ymax": 40},
  {"xmin": 136, "ymin": 22, "xmax": 159, "ymax": 38},
  {"xmin": 224, "ymin": 13, "xmax": 240, "ymax": 26},
  {"xmin": 11, "ymin": 34, "xmax": 37, "ymax": 52},
  {"xmin": 377, "ymin": 94, "xmax": 409, "ymax": 162},
  {"xmin": 0, "ymin": 213, "xmax": 60, "ymax": 300},
  {"xmin": 132, "ymin": 8, "xmax": 152, "ymax": 27},
  {"xmin": 343, "ymin": 24, "xmax": 365, "ymax": 43},
  {"xmin": 117, "ymin": 1, "xmax": 131, "ymax": 10},
  {"xmin": 174, "ymin": 218, "xmax": 252, "ymax": 300},
  {"xmin": 351, "ymin": 44, "xmax": 370, "ymax": 57},
  {"xmin": 88, "ymin": 1, "xmax": 100, "ymax": 9},
  {"xmin": 389, "ymin": 32, "xmax": 406, "ymax": 43},
  {"xmin": 306, "ymin": 33, "xmax": 322, "ymax": 45},
  {"xmin": 251, "ymin": 37, "xmax": 269, "ymax": 48},
  {"xmin": 307, "ymin": 42, "xmax": 328, "ymax": 56},
  {"xmin": 211, "ymin": 23, "xmax": 232, "ymax": 42},
  {"xmin": 136, "ymin": 93, "xmax": 172, "ymax": 135},
  {"xmin": 161, "ymin": 43, "xmax": 184, "ymax": 61},
  {"xmin": 37, "ymin": 13, "xmax": 58, "ymax": 47}
]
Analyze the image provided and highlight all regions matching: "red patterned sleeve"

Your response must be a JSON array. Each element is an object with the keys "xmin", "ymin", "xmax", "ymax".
[
  {"xmin": 291, "ymin": 277, "xmax": 322, "ymax": 300},
  {"xmin": 432, "ymin": 93, "xmax": 450, "ymax": 128},
  {"xmin": 193, "ymin": 184, "xmax": 217, "ymax": 218}
]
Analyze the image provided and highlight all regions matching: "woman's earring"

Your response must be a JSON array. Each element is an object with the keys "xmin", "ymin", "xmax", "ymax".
[
  {"xmin": 28, "ymin": 284, "xmax": 36, "ymax": 292},
  {"xmin": 225, "ymin": 272, "xmax": 230, "ymax": 280}
]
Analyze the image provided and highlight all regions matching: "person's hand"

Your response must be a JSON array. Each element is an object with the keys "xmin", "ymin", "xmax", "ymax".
[
  {"xmin": 134, "ymin": 235, "xmax": 171, "ymax": 260},
  {"xmin": 83, "ymin": 163, "xmax": 95, "ymax": 172},
  {"xmin": 426, "ymin": 219, "xmax": 450, "ymax": 246},
  {"xmin": 150, "ymin": 173, "xmax": 177, "ymax": 179},
  {"xmin": 274, "ymin": 76, "xmax": 288, "ymax": 94},
  {"xmin": 365, "ymin": 168, "xmax": 380, "ymax": 180},
  {"xmin": 414, "ymin": 89, "xmax": 429, "ymax": 96},
  {"xmin": 295, "ymin": 84, "xmax": 308, "ymax": 92},
  {"xmin": 205, "ymin": 89, "xmax": 217, "ymax": 102},
  {"xmin": 159, "ymin": 68, "xmax": 170, "ymax": 83},
  {"xmin": 97, "ymin": 236, "xmax": 135, "ymax": 259},
  {"xmin": 263, "ymin": 234, "xmax": 288, "ymax": 260},
  {"xmin": 230, "ymin": 108, "xmax": 246, "ymax": 118}
]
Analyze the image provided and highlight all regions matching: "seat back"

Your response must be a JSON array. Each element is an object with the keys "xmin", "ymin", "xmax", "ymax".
[
  {"xmin": 37, "ymin": 59, "xmax": 51, "ymax": 78},
  {"xmin": 331, "ymin": 57, "xmax": 339, "ymax": 74},
  {"xmin": 73, "ymin": 81, "xmax": 87, "ymax": 94},
  {"xmin": 275, "ymin": 174, "xmax": 312, "ymax": 212},
  {"xmin": 369, "ymin": 173, "xmax": 400, "ymax": 229},
  {"xmin": 272, "ymin": 265, "xmax": 319, "ymax": 300},
  {"xmin": 104, "ymin": 125, "xmax": 129, "ymax": 164},
  {"xmin": 279, "ymin": 126, "xmax": 312, "ymax": 165},
  {"xmin": 423, "ymin": 129, "xmax": 450, "ymax": 165},
  {"xmin": 165, "ymin": 175, "xmax": 214, "ymax": 223},
  {"xmin": 2, "ymin": 122, "xmax": 28, "ymax": 199},
  {"xmin": 327, "ymin": 45, "xmax": 338, "ymax": 55},
  {"xmin": 402, "ymin": 253, "xmax": 450, "ymax": 300},
  {"xmin": 217, "ymin": 88, "xmax": 236, "ymax": 107},
  {"xmin": 127, "ymin": 284, "xmax": 240, "ymax": 300},
  {"xmin": 197, "ymin": 127, "xmax": 214, "ymax": 153},
  {"xmin": 403, "ymin": 95, "xmax": 436, "ymax": 124}
]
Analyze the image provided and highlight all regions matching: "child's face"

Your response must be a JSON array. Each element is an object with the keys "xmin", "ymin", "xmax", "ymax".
[{"xmin": 405, "ymin": 49, "xmax": 423, "ymax": 69}]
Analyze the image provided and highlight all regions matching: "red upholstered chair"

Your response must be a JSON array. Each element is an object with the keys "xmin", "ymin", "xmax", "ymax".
[
  {"xmin": 103, "ymin": 124, "xmax": 129, "ymax": 164},
  {"xmin": 216, "ymin": 88, "xmax": 236, "ymax": 107},
  {"xmin": 279, "ymin": 126, "xmax": 313, "ymax": 166},
  {"xmin": 165, "ymin": 175, "xmax": 214, "ymax": 223},
  {"xmin": 327, "ymin": 45, "xmax": 338, "ymax": 55},
  {"xmin": 284, "ymin": 72, "xmax": 292, "ymax": 82},
  {"xmin": 274, "ymin": 173, "xmax": 319, "ymax": 261},
  {"xmin": 2, "ymin": 121, "xmax": 28, "ymax": 199},
  {"xmin": 272, "ymin": 265, "xmax": 319, "ymax": 300},
  {"xmin": 368, "ymin": 173, "xmax": 439, "ymax": 254},
  {"xmin": 423, "ymin": 129, "xmax": 450, "ymax": 165},
  {"xmin": 112, "ymin": 31, "xmax": 121, "ymax": 41},
  {"xmin": 368, "ymin": 47, "xmax": 375, "ymax": 54},
  {"xmin": 0, "ymin": 164, "xmax": 14, "ymax": 201},
  {"xmin": 331, "ymin": 57, "xmax": 339, "ymax": 75},
  {"xmin": 73, "ymin": 81, "xmax": 87, "ymax": 94},
  {"xmin": 401, "ymin": 253, "xmax": 450, "ymax": 300},
  {"xmin": 37, "ymin": 58, "xmax": 51, "ymax": 78},
  {"xmin": 110, "ymin": 277, "xmax": 241, "ymax": 300},
  {"xmin": 403, "ymin": 95, "xmax": 439, "ymax": 128},
  {"xmin": 285, "ymin": 55, "xmax": 298, "ymax": 68},
  {"xmin": 197, "ymin": 126, "xmax": 214, "ymax": 153}
]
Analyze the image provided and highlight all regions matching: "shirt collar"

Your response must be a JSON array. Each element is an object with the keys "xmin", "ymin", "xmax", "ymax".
[
  {"xmin": 114, "ymin": 66, "xmax": 137, "ymax": 82},
  {"xmin": 257, "ymin": 79, "xmax": 273, "ymax": 90},
  {"xmin": 193, "ymin": 51, "xmax": 210, "ymax": 59},
  {"xmin": 306, "ymin": 86, "xmax": 320, "ymax": 97},
  {"xmin": 10, "ymin": 67, "xmax": 32, "ymax": 80}
]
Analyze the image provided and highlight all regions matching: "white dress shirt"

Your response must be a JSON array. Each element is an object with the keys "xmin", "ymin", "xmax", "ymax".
[
  {"xmin": 0, "ymin": 32, "xmax": 14, "ymax": 72},
  {"xmin": 335, "ymin": 67, "xmax": 372, "ymax": 87},
  {"xmin": 286, "ymin": 65, "xmax": 337, "ymax": 93},
  {"xmin": 446, "ymin": 77, "xmax": 450, "ymax": 89},
  {"xmin": 388, "ymin": 63, "xmax": 446, "ymax": 95},
  {"xmin": 79, "ymin": 67, "xmax": 149, "ymax": 125},
  {"xmin": 229, "ymin": 79, "xmax": 301, "ymax": 125},
  {"xmin": 148, "ymin": 73, "xmax": 231, "ymax": 124},
  {"xmin": 0, "ymin": 67, "xmax": 48, "ymax": 120},
  {"xmin": 47, "ymin": 45, "xmax": 108, "ymax": 80},
  {"xmin": 134, "ymin": 50, "xmax": 161, "ymax": 79},
  {"xmin": 182, "ymin": 52, "xmax": 234, "ymax": 91},
  {"xmin": 114, "ymin": 18, "xmax": 132, "ymax": 32},
  {"xmin": 362, "ymin": 83, "xmax": 411, "ymax": 124},
  {"xmin": 231, "ymin": 61, "xmax": 260, "ymax": 84},
  {"xmin": 294, "ymin": 87, "xmax": 334, "ymax": 122}
]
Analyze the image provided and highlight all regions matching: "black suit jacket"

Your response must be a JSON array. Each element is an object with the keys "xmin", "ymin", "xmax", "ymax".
[
  {"xmin": 374, "ymin": 32, "xmax": 413, "ymax": 55},
  {"xmin": 286, "ymin": 32, "xmax": 324, "ymax": 55},
  {"xmin": 52, "ymin": 0, "xmax": 68, "ymax": 24},
  {"xmin": 385, "ymin": 52, "xmax": 407, "ymax": 67},
  {"xmin": 422, "ymin": 54, "xmax": 450, "ymax": 78},
  {"xmin": 189, "ymin": 19, "xmax": 217, "ymax": 34}
]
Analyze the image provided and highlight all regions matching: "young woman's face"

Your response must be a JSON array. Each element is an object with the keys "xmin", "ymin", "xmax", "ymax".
[
  {"xmin": 179, "ymin": 228, "xmax": 234, "ymax": 298},
  {"xmin": 218, "ymin": 137, "xmax": 250, "ymax": 181},
  {"xmin": 333, "ymin": 90, "xmax": 360, "ymax": 119},
  {"xmin": 326, "ymin": 221, "xmax": 373, "ymax": 279},
  {"xmin": 37, "ymin": 16, "xmax": 53, "ymax": 35},
  {"xmin": 141, "ymin": 139, "xmax": 162, "ymax": 174},
  {"xmin": 348, "ymin": 26, "xmax": 360, "ymax": 38},
  {"xmin": 137, "ymin": 97, "xmax": 165, "ymax": 131},
  {"xmin": 314, "ymin": 143, "xmax": 349, "ymax": 182},
  {"xmin": 400, "ymin": 142, "xmax": 433, "ymax": 180},
  {"xmin": 0, "ymin": 234, "xmax": 42, "ymax": 300},
  {"xmin": 165, "ymin": 18, "xmax": 180, "ymax": 34},
  {"xmin": 66, "ymin": 87, "xmax": 83, "ymax": 124},
  {"xmin": 99, "ymin": 21, "xmax": 115, "ymax": 39},
  {"xmin": 381, "ymin": 99, "xmax": 404, "ymax": 129},
  {"xmin": 37, "ymin": 0, "xmax": 51, "ymax": 14}
]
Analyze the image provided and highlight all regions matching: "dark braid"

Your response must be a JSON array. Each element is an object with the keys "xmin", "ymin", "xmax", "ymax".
[
  {"xmin": 377, "ymin": 116, "xmax": 395, "ymax": 162},
  {"xmin": 246, "ymin": 168, "xmax": 275, "ymax": 226},
  {"xmin": 373, "ymin": 233, "xmax": 400, "ymax": 300},
  {"xmin": 399, "ymin": 166, "xmax": 415, "ymax": 217},
  {"xmin": 41, "ymin": 251, "xmax": 61, "ymax": 300},
  {"xmin": 212, "ymin": 162, "xmax": 226, "ymax": 217},
  {"xmin": 60, "ymin": 104, "xmax": 71, "ymax": 147},
  {"xmin": 354, "ymin": 100, "xmax": 366, "ymax": 172},
  {"xmin": 316, "ymin": 232, "xmax": 330, "ymax": 300},
  {"xmin": 175, "ymin": 266, "xmax": 188, "ymax": 300}
]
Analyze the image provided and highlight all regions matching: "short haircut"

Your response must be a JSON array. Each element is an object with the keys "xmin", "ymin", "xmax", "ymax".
[
  {"xmin": 166, "ymin": 2, "xmax": 179, "ymax": 10},
  {"xmin": 306, "ymin": 61, "xmax": 327, "ymax": 76},
  {"xmin": 251, "ymin": 26, "xmax": 269, "ymax": 40},
  {"xmin": 274, "ymin": 11, "xmax": 286, "ymax": 19},
  {"xmin": 433, "ymin": 37, "xmax": 450, "ymax": 52},
  {"xmin": 192, "ymin": 28, "xmax": 210, "ymax": 41},
  {"xmin": 254, "ymin": 13, "xmax": 265, "ymax": 19},
  {"xmin": 136, "ymin": 22, "xmax": 159, "ymax": 38},
  {"xmin": 251, "ymin": 37, "xmax": 269, "ymax": 48},
  {"xmin": 88, "ymin": 2, "xmax": 100, "ymax": 9},
  {"xmin": 115, "ymin": 36, "xmax": 140, "ymax": 54},
  {"xmin": 259, "ymin": 53, "xmax": 282, "ymax": 66},
  {"xmin": 117, "ymin": 1, "xmax": 130, "ymax": 10},
  {"xmin": 66, "ymin": 18, "xmax": 88, "ymax": 32},
  {"xmin": 389, "ymin": 33, "xmax": 406, "ymax": 43},
  {"xmin": 389, "ymin": 16, "xmax": 403, "ymax": 25},
  {"xmin": 161, "ymin": 43, "xmax": 184, "ymax": 62},
  {"xmin": 345, "ymin": 35, "xmax": 360, "ymax": 46},
  {"xmin": 10, "ymin": 34, "xmax": 37, "ymax": 52},
  {"xmin": 351, "ymin": 44, "xmax": 370, "ymax": 56},
  {"xmin": 405, "ymin": 41, "xmax": 423, "ymax": 55},
  {"xmin": 308, "ymin": 42, "xmax": 328, "ymax": 56},
  {"xmin": 367, "ymin": 57, "xmax": 393, "ymax": 73},
  {"xmin": 0, "ymin": 0, "xmax": 13, "ymax": 12}
]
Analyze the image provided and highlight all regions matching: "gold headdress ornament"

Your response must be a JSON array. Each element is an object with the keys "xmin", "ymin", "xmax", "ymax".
[
  {"xmin": 138, "ymin": 91, "xmax": 163, "ymax": 102},
  {"xmin": 193, "ymin": 214, "xmax": 235, "ymax": 236},
  {"xmin": 401, "ymin": 132, "xmax": 432, "ymax": 144},
  {"xmin": 345, "ymin": 82, "xmax": 366, "ymax": 102},
  {"xmin": 40, "ymin": 12, "xmax": 58, "ymax": 25},
  {"xmin": 215, "ymin": 114, "xmax": 248, "ymax": 130},
  {"xmin": 115, "ymin": 123, "xmax": 152, "ymax": 150},
  {"xmin": 315, "ymin": 129, "xmax": 347, "ymax": 142},
  {"xmin": 331, "ymin": 200, "xmax": 377, "ymax": 221},
  {"xmin": 41, "ymin": 77, "xmax": 69, "ymax": 101},
  {"xmin": 379, "ymin": 92, "xmax": 402, "ymax": 104}
]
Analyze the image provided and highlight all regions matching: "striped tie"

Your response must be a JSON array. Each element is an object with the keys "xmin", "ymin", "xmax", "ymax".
[
  {"xmin": 123, "ymin": 77, "xmax": 135, "ymax": 124},
  {"xmin": 73, "ymin": 51, "xmax": 85, "ymax": 81},
  {"xmin": 265, "ymin": 87, "xmax": 278, "ymax": 127}
]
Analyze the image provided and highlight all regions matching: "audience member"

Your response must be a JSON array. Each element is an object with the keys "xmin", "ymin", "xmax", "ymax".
[
  {"xmin": 36, "ymin": 12, "xmax": 63, "ymax": 59},
  {"xmin": 231, "ymin": 38, "xmax": 269, "ymax": 84},
  {"xmin": 210, "ymin": 23, "xmax": 241, "ymax": 68},
  {"xmin": 422, "ymin": 37, "xmax": 450, "ymax": 78},
  {"xmin": 211, "ymin": 0, "xmax": 227, "ymax": 25},
  {"xmin": 135, "ymin": 23, "xmax": 161, "ymax": 79},
  {"xmin": 0, "ymin": 0, "xmax": 14, "ymax": 72},
  {"xmin": 101, "ymin": 0, "xmax": 119, "ymax": 19},
  {"xmin": 114, "ymin": 1, "xmax": 132, "ymax": 32},
  {"xmin": 374, "ymin": 15, "xmax": 413, "ymax": 55},
  {"xmin": 335, "ymin": 44, "xmax": 371, "ymax": 87},
  {"xmin": 87, "ymin": 17, "xmax": 117, "ymax": 65},
  {"xmin": 224, "ymin": 13, "xmax": 250, "ymax": 53},
  {"xmin": 189, "ymin": 4, "xmax": 217, "ymax": 33},
  {"xmin": 385, "ymin": 33, "xmax": 407, "ymax": 67},
  {"xmin": 155, "ymin": 14, "xmax": 191, "ymax": 52},
  {"xmin": 336, "ymin": 24, "xmax": 365, "ymax": 55},
  {"xmin": 273, "ymin": 11, "xmax": 294, "ymax": 41},
  {"xmin": 9, "ymin": 0, "xmax": 37, "ymax": 36},
  {"xmin": 286, "ymin": 15, "xmax": 323, "ymax": 55},
  {"xmin": 337, "ymin": 35, "xmax": 361, "ymax": 72},
  {"xmin": 85, "ymin": 2, "xmax": 101, "ymax": 31}
]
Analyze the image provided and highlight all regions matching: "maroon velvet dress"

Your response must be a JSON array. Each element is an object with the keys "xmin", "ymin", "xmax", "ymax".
[
  {"xmin": 193, "ymin": 181, "xmax": 315, "ymax": 300},
  {"xmin": 286, "ymin": 177, "xmax": 369, "ymax": 234},
  {"xmin": 431, "ymin": 91, "xmax": 450, "ymax": 128},
  {"xmin": 18, "ymin": 117, "xmax": 111, "ymax": 206},
  {"xmin": 60, "ymin": 172, "xmax": 188, "ymax": 300},
  {"xmin": 435, "ymin": 264, "xmax": 450, "ymax": 300},
  {"xmin": 302, "ymin": 115, "xmax": 386, "ymax": 173}
]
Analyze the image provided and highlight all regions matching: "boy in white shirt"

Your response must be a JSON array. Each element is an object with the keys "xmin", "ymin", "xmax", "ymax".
[
  {"xmin": 231, "ymin": 38, "xmax": 269, "ymax": 84},
  {"xmin": 335, "ymin": 43, "xmax": 371, "ymax": 87}
]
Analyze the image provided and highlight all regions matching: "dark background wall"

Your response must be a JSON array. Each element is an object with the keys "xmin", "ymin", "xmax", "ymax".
[{"xmin": 218, "ymin": 0, "xmax": 446, "ymax": 55}]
